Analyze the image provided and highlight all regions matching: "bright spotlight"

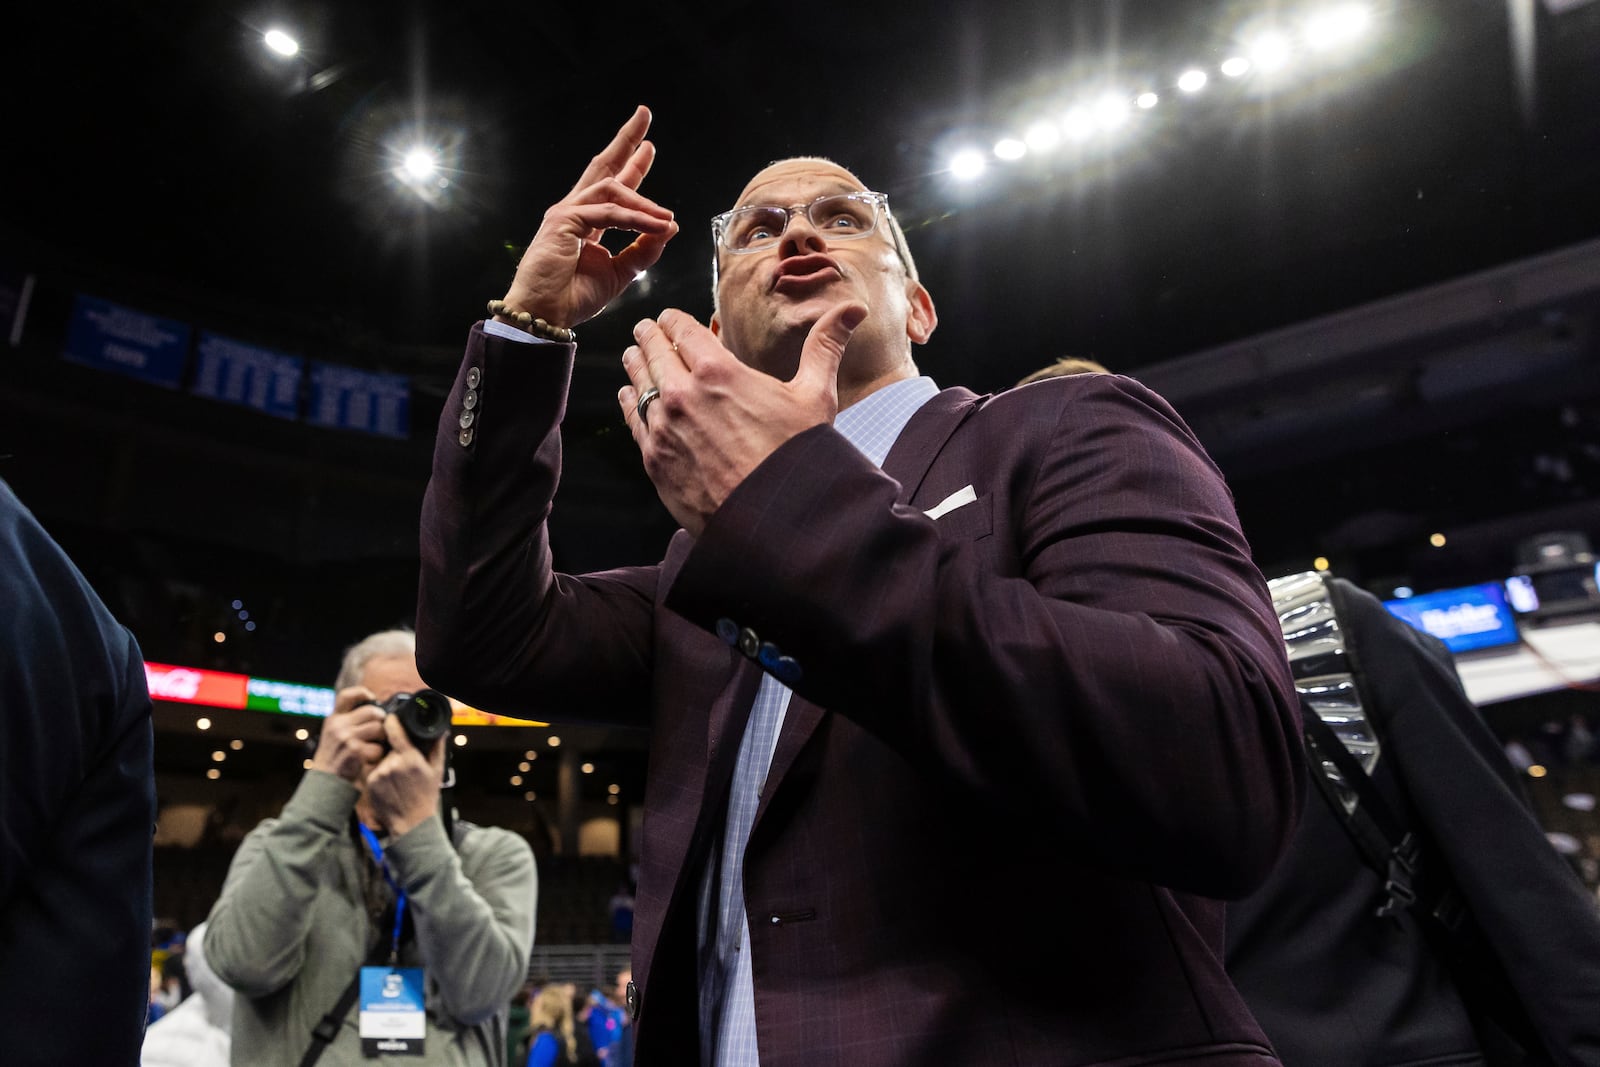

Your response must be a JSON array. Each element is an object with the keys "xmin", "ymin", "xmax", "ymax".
[
  {"xmin": 1177, "ymin": 69, "xmax": 1209, "ymax": 93},
  {"xmin": 1060, "ymin": 107, "xmax": 1095, "ymax": 142},
  {"xmin": 402, "ymin": 147, "xmax": 438, "ymax": 182},
  {"xmin": 1220, "ymin": 56, "xmax": 1251, "ymax": 78},
  {"xmin": 1095, "ymin": 94, "xmax": 1131, "ymax": 130},
  {"xmin": 1023, "ymin": 120, "xmax": 1061, "ymax": 152},
  {"xmin": 949, "ymin": 149, "xmax": 987, "ymax": 181},
  {"xmin": 1304, "ymin": 4, "xmax": 1372, "ymax": 50},
  {"xmin": 1248, "ymin": 32, "xmax": 1293, "ymax": 72},
  {"xmin": 993, "ymin": 137, "xmax": 1027, "ymax": 161},
  {"xmin": 263, "ymin": 29, "xmax": 299, "ymax": 57},
  {"xmin": 1136, "ymin": 92, "xmax": 1159, "ymax": 109}
]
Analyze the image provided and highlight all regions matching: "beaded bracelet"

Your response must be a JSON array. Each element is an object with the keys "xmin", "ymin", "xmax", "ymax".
[{"xmin": 486, "ymin": 299, "xmax": 576, "ymax": 344}]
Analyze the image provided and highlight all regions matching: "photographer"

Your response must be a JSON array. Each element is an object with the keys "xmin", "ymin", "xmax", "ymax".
[{"xmin": 205, "ymin": 630, "xmax": 536, "ymax": 1066}]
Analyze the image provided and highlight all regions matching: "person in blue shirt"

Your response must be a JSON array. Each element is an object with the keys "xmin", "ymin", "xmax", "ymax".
[
  {"xmin": 586, "ymin": 987, "xmax": 625, "ymax": 1061},
  {"xmin": 526, "ymin": 985, "xmax": 579, "ymax": 1067}
]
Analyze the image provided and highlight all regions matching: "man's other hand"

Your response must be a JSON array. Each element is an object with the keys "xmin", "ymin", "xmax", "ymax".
[{"xmin": 617, "ymin": 303, "xmax": 867, "ymax": 536}]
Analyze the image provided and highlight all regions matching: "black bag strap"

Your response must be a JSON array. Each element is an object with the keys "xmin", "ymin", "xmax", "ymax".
[
  {"xmin": 298, "ymin": 970, "xmax": 363, "ymax": 1067},
  {"xmin": 1299, "ymin": 702, "xmax": 1434, "ymax": 921}
]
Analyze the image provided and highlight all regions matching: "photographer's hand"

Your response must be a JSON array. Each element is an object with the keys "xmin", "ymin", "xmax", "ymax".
[
  {"xmin": 365, "ymin": 715, "xmax": 447, "ymax": 838},
  {"xmin": 310, "ymin": 688, "xmax": 387, "ymax": 782}
]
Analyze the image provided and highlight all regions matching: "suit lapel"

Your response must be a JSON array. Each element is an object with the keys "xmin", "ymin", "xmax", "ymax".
[
  {"xmin": 880, "ymin": 387, "xmax": 983, "ymax": 506},
  {"xmin": 753, "ymin": 693, "xmax": 824, "ymax": 831},
  {"xmin": 751, "ymin": 387, "xmax": 983, "ymax": 831}
]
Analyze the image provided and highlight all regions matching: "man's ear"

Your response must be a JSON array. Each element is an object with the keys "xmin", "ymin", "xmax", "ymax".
[{"xmin": 905, "ymin": 280, "xmax": 938, "ymax": 345}]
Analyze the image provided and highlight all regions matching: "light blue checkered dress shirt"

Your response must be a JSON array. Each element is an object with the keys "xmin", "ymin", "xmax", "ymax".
[{"xmin": 696, "ymin": 375, "xmax": 940, "ymax": 1067}]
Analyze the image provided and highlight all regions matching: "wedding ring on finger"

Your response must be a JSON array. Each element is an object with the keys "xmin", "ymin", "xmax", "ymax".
[{"xmin": 636, "ymin": 386, "xmax": 662, "ymax": 425}]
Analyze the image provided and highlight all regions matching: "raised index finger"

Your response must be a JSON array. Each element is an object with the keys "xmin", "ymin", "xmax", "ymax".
[{"xmin": 570, "ymin": 105, "xmax": 654, "ymax": 195}]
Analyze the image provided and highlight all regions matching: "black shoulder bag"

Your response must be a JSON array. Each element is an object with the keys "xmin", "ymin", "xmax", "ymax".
[{"xmin": 1299, "ymin": 701, "xmax": 1553, "ymax": 1066}]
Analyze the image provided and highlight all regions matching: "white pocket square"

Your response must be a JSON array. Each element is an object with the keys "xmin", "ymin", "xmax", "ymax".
[{"xmin": 924, "ymin": 485, "xmax": 977, "ymax": 520}]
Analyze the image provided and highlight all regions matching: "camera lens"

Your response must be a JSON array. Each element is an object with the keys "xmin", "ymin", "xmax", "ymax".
[{"xmin": 384, "ymin": 688, "xmax": 453, "ymax": 746}]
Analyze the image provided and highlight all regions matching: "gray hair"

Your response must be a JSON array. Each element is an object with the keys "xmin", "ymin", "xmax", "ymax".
[{"xmin": 334, "ymin": 629, "xmax": 416, "ymax": 690}]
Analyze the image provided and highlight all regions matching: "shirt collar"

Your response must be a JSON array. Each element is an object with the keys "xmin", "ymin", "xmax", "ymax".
[{"xmin": 832, "ymin": 376, "xmax": 940, "ymax": 468}]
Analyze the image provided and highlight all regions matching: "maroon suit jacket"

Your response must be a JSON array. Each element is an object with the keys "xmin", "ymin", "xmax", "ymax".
[{"xmin": 417, "ymin": 325, "xmax": 1303, "ymax": 1067}]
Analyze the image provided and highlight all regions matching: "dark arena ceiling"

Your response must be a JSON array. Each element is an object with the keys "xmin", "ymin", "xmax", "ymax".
[{"xmin": 2, "ymin": 0, "xmax": 1599, "ymax": 696}]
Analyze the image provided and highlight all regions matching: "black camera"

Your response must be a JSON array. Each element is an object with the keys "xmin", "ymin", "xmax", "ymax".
[{"xmin": 377, "ymin": 689, "xmax": 454, "ymax": 748}]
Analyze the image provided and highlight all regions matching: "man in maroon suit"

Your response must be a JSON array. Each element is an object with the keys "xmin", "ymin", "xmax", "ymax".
[{"xmin": 416, "ymin": 106, "xmax": 1304, "ymax": 1067}]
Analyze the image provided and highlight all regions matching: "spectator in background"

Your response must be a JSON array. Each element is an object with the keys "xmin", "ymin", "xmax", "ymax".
[
  {"xmin": 1014, "ymin": 355, "xmax": 1111, "ymax": 385},
  {"xmin": 608, "ymin": 968, "xmax": 633, "ymax": 1067},
  {"xmin": 606, "ymin": 881, "xmax": 634, "ymax": 945},
  {"xmin": 150, "ymin": 965, "xmax": 172, "ymax": 1026},
  {"xmin": 507, "ymin": 984, "xmax": 535, "ymax": 1066},
  {"xmin": 581, "ymin": 983, "xmax": 625, "ymax": 1064},
  {"xmin": 156, "ymin": 949, "xmax": 191, "ymax": 1014},
  {"xmin": 0, "ymin": 476, "xmax": 155, "ymax": 1067},
  {"xmin": 526, "ymin": 985, "xmax": 579, "ymax": 1067},
  {"xmin": 142, "ymin": 919, "xmax": 234, "ymax": 1066},
  {"xmin": 570, "ymin": 987, "xmax": 604, "ymax": 1066},
  {"xmin": 205, "ymin": 630, "xmax": 537, "ymax": 1066}
]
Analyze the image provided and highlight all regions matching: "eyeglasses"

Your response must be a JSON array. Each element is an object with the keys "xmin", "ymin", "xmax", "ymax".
[
  {"xmin": 709, "ymin": 190, "xmax": 915, "ymax": 288},
  {"xmin": 711, "ymin": 191, "xmax": 896, "ymax": 255}
]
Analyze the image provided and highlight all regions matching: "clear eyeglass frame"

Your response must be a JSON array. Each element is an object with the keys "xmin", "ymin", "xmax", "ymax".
[
  {"xmin": 709, "ymin": 190, "xmax": 913, "ymax": 287},
  {"xmin": 711, "ymin": 191, "xmax": 892, "ymax": 255}
]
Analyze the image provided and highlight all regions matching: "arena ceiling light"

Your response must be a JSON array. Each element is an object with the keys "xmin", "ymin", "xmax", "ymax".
[
  {"xmin": 1060, "ymin": 106, "xmax": 1096, "ymax": 141},
  {"xmin": 263, "ymin": 29, "xmax": 299, "ymax": 57},
  {"xmin": 384, "ymin": 132, "xmax": 458, "ymax": 204},
  {"xmin": 948, "ymin": 148, "xmax": 988, "ymax": 181},
  {"xmin": 1023, "ymin": 120, "xmax": 1061, "ymax": 152},
  {"xmin": 1303, "ymin": 3, "xmax": 1373, "ymax": 51},
  {"xmin": 1095, "ymin": 93, "xmax": 1132, "ymax": 130},
  {"xmin": 941, "ymin": 2, "xmax": 1386, "ymax": 192},
  {"xmin": 993, "ymin": 137, "xmax": 1027, "ymax": 161},
  {"xmin": 401, "ymin": 147, "xmax": 439, "ymax": 182},
  {"xmin": 1247, "ymin": 31, "xmax": 1294, "ymax": 72}
]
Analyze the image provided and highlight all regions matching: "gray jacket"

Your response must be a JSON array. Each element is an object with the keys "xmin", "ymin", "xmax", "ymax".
[{"xmin": 206, "ymin": 770, "xmax": 537, "ymax": 1066}]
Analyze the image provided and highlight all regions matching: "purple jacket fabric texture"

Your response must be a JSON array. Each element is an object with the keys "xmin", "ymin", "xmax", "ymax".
[{"xmin": 417, "ymin": 324, "xmax": 1304, "ymax": 1067}]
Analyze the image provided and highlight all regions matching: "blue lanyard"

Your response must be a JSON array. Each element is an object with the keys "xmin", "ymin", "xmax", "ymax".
[{"xmin": 358, "ymin": 823, "xmax": 407, "ymax": 965}]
